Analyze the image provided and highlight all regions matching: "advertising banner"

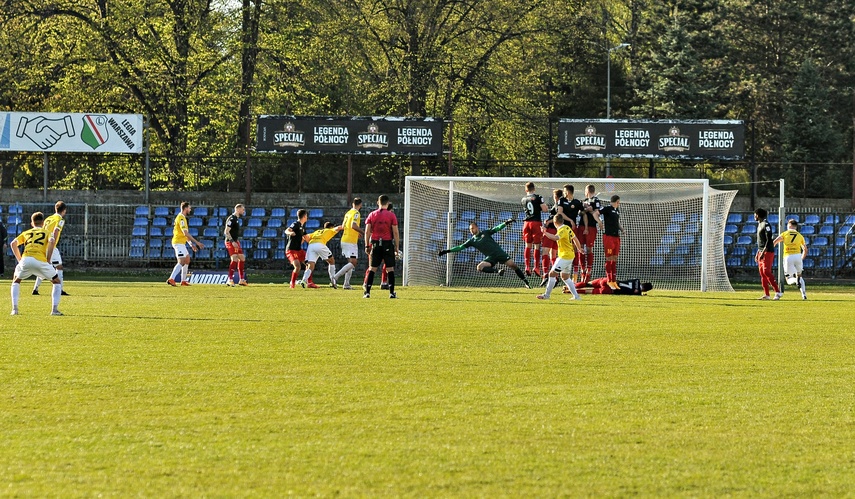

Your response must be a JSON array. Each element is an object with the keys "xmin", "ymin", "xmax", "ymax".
[
  {"xmin": 256, "ymin": 116, "xmax": 443, "ymax": 156},
  {"xmin": 557, "ymin": 119, "xmax": 744, "ymax": 159},
  {"xmin": 0, "ymin": 112, "xmax": 144, "ymax": 153}
]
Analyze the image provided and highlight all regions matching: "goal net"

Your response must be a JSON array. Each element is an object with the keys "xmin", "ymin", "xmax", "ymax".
[{"xmin": 403, "ymin": 176, "xmax": 737, "ymax": 291}]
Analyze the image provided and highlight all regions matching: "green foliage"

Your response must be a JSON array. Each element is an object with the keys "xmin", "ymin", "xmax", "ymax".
[
  {"xmin": 0, "ymin": 0, "xmax": 853, "ymax": 191},
  {"xmin": 1, "ymin": 281, "xmax": 855, "ymax": 495}
]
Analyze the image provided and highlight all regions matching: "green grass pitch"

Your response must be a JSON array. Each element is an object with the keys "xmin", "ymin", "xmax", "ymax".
[{"xmin": 1, "ymin": 279, "xmax": 854, "ymax": 496}]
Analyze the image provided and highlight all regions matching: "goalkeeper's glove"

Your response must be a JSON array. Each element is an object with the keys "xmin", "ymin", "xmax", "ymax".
[
  {"xmin": 505, "ymin": 218, "xmax": 515, "ymax": 225},
  {"xmin": 438, "ymin": 249, "xmax": 450, "ymax": 256}
]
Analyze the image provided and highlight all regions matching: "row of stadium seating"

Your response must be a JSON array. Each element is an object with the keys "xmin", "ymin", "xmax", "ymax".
[{"xmin": 126, "ymin": 205, "xmax": 352, "ymax": 262}]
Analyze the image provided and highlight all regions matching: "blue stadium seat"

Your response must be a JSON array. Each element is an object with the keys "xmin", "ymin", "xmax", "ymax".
[
  {"xmin": 188, "ymin": 217, "xmax": 203, "ymax": 227},
  {"xmin": 152, "ymin": 217, "xmax": 167, "ymax": 226},
  {"xmin": 148, "ymin": 248, "xmax": 162, "ymax": 258},
  {"xmin": 736, "ymin": 235, "xmax": 753, "ymax": 245},
  {"xmin": 731, "ymin": 246, "xmax": 748, "ymax": 256},
  {"xmin": 741, "ymin": 224, "xmax": 757, "ymax": 234},
  {"xmin": 273, "ymin": 250, "xmax": 286, "ymax": 260},
  {"xmin": 669, "ymin": 256, "xmax": 685, "ymax": 266},
  {"xmin": 455, "ymin": 220, "xmax": 470, "ymax": 230},
  {"xmin": 203, "ymin": 228, "xmax": 219, "ymax": 238},
  {"xmin": 257, "ymin": 239, "xmax": 272, "ymax": 250},
  {"xmin": 8, "ymin": 204, "xmax": 22, "ymax": 214},
  {"xmin": 262, "ymin": 228, "xmax": 278, "ymax": 239},
  {"xmin": 813, "ymin": 237, "xmax": 828, "ymax": 246},
  {"xmin": 806, "ymin": 247, "xmax": 822, "ymax": 257},
  {"xmin": 135, "ymin": 206, "xmax": 149, "ymax": 216},
  {"xmin": 800, "ymin": 225, "xmax": 815, "ymax": 235},
  {"xmin": 7, "ymin": 215, "xmax": 22, "ymax": 225},
  {"xmin": 819, "ymin": 225, "xmax": 834, "ymax": 236},
  {"xmin": 680, "ymin": 235, "xmax": 695, "ymax": 245},
  {"xmin": 290, "ymin": 208, "xmax": 300, "ymax": 217},
  {"xmin": 129, "ymin": 248, "xmax": 145, "ymax": 258},
  {"xmin": 305, "ymin": 219, "xmax": 320, "ymax": 229},
  {"xmin": 803, "ymin": 258, "xmax": 815, "ymax": 269},
  {"xmin": 838, "ymin": 226, "xmax": 853, "ymax": 235},
  {"xmin": 194, "ymin": 207, "xmax": 209, "ymax": 217},
  {"xmin": 207, "ymin": 217, "xmax": 221, "ymax": 227},
  {"xmin": 685, "ymin": 223, "xmax": 699, "ymax": 234},
  {"xmin": 804, "ymin": 214, "xmax": 820, "ymax": 225},
  {"xmin": 188, "ymin": 228, "xmax": 199, "ymax": 237},
  {"xmin": 656, "ymin": 245, "xmax": 671, "ymax": 255},
  {"xmin": 247, "ymin": 218, "xmax": 262, "ymax": 228},
  {"xmin": 197, "ymin": 249, "xmax": 211, "ymax": 259},
  {"xmin": 650, "ymin": 256, "xmax": 665, "ymax": 266},
  {"xmin": 785, "ymin": 214, "xmax": 800, "ymax": 223},
  {"xmin": 499, "ymin": 211, "xmax": 514, "ymax": 221},
  {"xmin": 243, "ymin": 240, "xmax": 253, "ymax": 250},
  {"xmin": 726, "ymin": 213, "xmax": 742, "ymax": 224},
  {"xmin": 149, "ymin": 239, "xmax": 163, "ymax": 248},
  {"xmin": 243, "ymin": 228, "xmax": 258, "ymax": 238},
  {"xmin": 149, "ymin": 227, "xmax": 163, "ymax": 237},
  {"xmin": 671, "ymin": 213, "xmax": 686, "ymax": 223},
  {"xmin": 154, "ymin": 206, "xmax": 170, "ymax": 216},
  {"xmin": 845, "ymin": 214, "xmax": 855, "ymax": 225},
  {"xmin": 271, "ymin": 208, "xmax": 286, "ymax": 218},
  {"xmin": 199, "ymin": 239, "xmax": 214, "ymax": 249},
  {"xmin": 251, "ymin": 207, "xmax": 266, "ymax": 218},
  {"xmin": 767, "ymin": 214, "xmax": 778, "ymax": 225},
  {"xmin": 309, "ymin": 208, "xmax": 324, "ymax": 219},
  {"xmin": 132, "ymin": 227, "xmax": 147, "ymax": 237},
  {"xmin": 726, "ymin": 257, "xmax": 743, "ymax": 267},
  {"xmin": 267, "ymin": 218, "xmax": 282, "ymax": 228},
  {"xmin": 253, "ymin": 249, "xmax": 269, "ymax": 260},
  {"xmin": 665, "ymin": 223, "xmax": 680, "ymax": 233},
  {"xmin": 134, "ymin": 217, "xmax": 148, "ymax": 226},
  {"xmin": 215, "ymin": 248, "xmax": 228, "ymax": 259},
  {"xmin": 130, "ymin": 238, "xmax": 146, "ymax": 248},
  {"xmin": 818, "ymin": 258, "xmax": 833, "ymax": 269},
  {"xmin": 674, "ymin": 245, "xmax": 690, "ymax": 255},
  {"xmin": 661, "ymin": 234, "xmax": 676, "ymax": 245},
  {"xmin": 836, "ymin": 237, "xmax": 846, "ymax": 247},
  {"xmin": 723, "ymin": 235, "xmax": 733, "ymax": 245},
  {"xmin": 725, "ymin": 225, "xmax": 738, "ymax": 234}
]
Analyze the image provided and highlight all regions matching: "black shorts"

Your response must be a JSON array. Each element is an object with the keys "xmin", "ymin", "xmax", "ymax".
[{"xmin": 369, "ymin": 240, "xmax": 396, "ymax": 269}]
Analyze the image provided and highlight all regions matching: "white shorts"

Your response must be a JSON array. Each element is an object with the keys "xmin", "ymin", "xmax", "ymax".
[
  {"xmin": 172, "ymin": 243, "xmax": 189, "ymax": 259},
  {"xmin": 550, "ymin": 257, "xmax": 574, "ymax": 274},
  {"xmin": 14, "ymin": 257, "xmax": 58, "ymax": 281},
  {"xmin": 48, "ymin": 247, "xmax": 63, "ymax": 266},
  {"xmin": 784, "ymin": 254, "xmax": 803, "ymax": 275},
  {"xmin": 306, "ymin": 242, "xmax": 332, "ymax": 263},
  {"xmin": 341, "ymin": 242, "xmax": 359, "ymax": 259}
]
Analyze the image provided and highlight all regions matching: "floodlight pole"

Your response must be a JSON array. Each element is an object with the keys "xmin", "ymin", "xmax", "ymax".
[{"xmin": 606, "ymin": 43, "xmax": 630, "ymax": 176}]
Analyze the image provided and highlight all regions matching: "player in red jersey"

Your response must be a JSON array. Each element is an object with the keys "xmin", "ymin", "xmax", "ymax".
[
  {"xmin": 599, "ymin": 195, "xmax": 625, "ymax": 288},
  {"xmin": 363, "ymin": 195, "xmax": 400, "ymax": 298},
  {"xmin": 574, "ymin": 277, "xmax": 652, "ymax": 295},
  {"xmin": 284, "ymin": 209, "xmax": 310, "ymax": 289},
  {"xmin": 580, "ymin": 184, "xmax": 603, "ymax": 283},
  {"xmin": 521, "ymin": 182, "xmax": 549, "ymax": 277},
  {"xmin": 224, "ymin": 204, "xmax": 247, "ymax": 286}
]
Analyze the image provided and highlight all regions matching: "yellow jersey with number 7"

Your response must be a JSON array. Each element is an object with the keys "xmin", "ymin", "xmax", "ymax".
[{"xmin": 778, "ymin": 229, "xmax": 806, "ymax": 256}]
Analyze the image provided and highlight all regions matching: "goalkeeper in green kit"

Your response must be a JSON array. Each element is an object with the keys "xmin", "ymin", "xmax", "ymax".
[{"xmin": 438, "ymin": 219, "xmax": 531, "ymax": 288}]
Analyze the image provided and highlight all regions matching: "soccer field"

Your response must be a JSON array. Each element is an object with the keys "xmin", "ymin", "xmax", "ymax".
[{"xmin": 1, "ymin": 280, "xmax": 853, "ymax": 496}]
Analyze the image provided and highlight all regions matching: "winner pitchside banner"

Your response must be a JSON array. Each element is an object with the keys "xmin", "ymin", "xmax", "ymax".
[
  {"xmin": 0, "ymin": 112, "xmax": 144, "ymax": 153},
  {"xmin": 256, "ymin": 116, "xmax": 443, "ymax": 156},
  {"xmin": 557, "ymin": 119, "xmax": 744, "ymax": 160}
]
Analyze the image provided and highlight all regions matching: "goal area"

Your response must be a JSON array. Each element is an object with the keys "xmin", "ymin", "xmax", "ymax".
[{"xmin": 403, "ymin": 176, "xmax": 737, "ymax": 291}]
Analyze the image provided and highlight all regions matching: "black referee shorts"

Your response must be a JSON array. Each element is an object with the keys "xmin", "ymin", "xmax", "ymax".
[{"xmin": 369, "ymin": 239, "xmax": 396, "ymax": 269}]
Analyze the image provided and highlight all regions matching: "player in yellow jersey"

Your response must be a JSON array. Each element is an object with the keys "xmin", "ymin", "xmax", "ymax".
[
  {"xmin": 536, "ymin": 214, "xmax": 583, "ymax": 301},
  {"xmin": 166, "ymin": 202, "xmax": 205, "ymax": 286},
  {"xmin": 33, "ymin": 201, "xmax": 69, "ymax": 296},
  {"xmin": 298, "ymin": 222, "xmax": 343, "ymax": 289},
  {"xmin": 10, "ymin": 212, "xmax": 63, "ymax": 315},
  {"xmin": 332, "ymin": 198, "xmax": 364, "ymax": 289},
  {"xmin": 773, "ymin": 219, "xmax": 809, "ymax": 300}
]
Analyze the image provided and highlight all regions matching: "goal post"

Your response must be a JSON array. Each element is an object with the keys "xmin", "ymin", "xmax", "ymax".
[{"xmin": 403, "ymin": 176, "xmax": 737, "ymax": 291}]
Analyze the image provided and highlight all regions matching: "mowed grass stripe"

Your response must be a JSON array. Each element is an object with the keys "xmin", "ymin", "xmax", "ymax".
[{"xmin": 1, "ymin": 282, "xmax": 853, "ymax": 496}]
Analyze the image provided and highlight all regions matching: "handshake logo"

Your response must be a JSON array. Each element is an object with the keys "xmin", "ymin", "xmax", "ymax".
[{"xmin": 16, "ymin": 115, "xmax": 75, "ymax": 150}]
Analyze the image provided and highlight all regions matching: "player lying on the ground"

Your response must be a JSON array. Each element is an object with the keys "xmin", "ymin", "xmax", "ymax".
[
  {"xmin": 569, "ymin": 277, "xmax": 653, "ymax": 295},
  {"xmin": 438, "ymin": 220, "xmax": 531, "ymax": 288}
]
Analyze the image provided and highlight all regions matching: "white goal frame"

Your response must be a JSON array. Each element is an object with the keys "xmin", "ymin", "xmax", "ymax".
[{"xmin": 403, "ymin": 176, "xmax": 737, "ymax": 291}]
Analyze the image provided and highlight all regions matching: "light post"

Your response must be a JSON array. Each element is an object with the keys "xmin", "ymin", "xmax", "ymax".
[{"xmin": 606, "ymin": 43, "xmax": 629, "ymax": 176}]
